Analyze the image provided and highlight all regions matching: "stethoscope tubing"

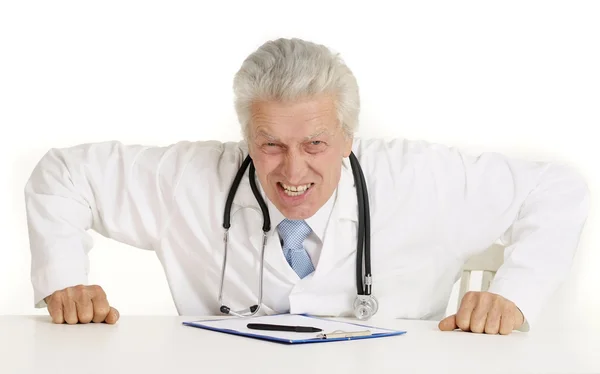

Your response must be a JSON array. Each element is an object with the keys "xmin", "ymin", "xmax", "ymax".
[{"xmin": 219, "ymin": 151, "xmax": 371, "ymax": 316}]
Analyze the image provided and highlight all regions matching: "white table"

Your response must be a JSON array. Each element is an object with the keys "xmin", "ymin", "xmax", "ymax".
[{"xmin": 1, "ymin": 315, "xmax": 599, "ymax": 373}]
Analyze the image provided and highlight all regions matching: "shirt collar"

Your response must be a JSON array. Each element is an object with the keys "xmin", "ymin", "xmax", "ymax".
[{"xmin": 304, "ymin": 191, "xmax": 336, "ymax": 242}]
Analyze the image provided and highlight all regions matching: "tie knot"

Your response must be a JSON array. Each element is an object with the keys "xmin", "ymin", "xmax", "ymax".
[{"xmin": 277, "ymin": 219, "xmax": 312, "ymax": 249}]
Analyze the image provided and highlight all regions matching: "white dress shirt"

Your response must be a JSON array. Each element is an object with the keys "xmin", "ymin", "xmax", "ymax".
[{"xmin": 24, "ymin": 137, "xmax": 590, "ymax": 330}]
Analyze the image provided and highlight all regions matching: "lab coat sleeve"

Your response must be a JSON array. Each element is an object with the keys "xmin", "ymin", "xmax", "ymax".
[
  {"xmin": 24, "ymin": 140, "xmax": 200, "ymax": 308},
  {"xmin": 487, "ymin": 160, "xmax": 590, "ymax": 331},
  {"xmin": 443, "ymin": 148, "xmax": 591, "ymax": 331}
]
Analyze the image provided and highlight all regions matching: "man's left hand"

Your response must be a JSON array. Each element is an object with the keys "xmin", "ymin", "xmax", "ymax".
[{"xmin": 438, "ymin": 291, "xmax": 524, "ymax": 335}]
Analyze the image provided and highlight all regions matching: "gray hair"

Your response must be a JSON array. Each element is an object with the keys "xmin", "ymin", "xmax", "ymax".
[{"xmin": 233, "ymin": 38, "xmax": 360, "ymax": 140}]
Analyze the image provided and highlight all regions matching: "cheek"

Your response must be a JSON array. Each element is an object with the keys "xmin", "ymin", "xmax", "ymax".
[
  {"xmin": 311, "ymin": 154, "xmax": 342, "ymax": 183},
  {"xmin": 253, "ymin": 155, "xmax": 280, "ymax": 179}
]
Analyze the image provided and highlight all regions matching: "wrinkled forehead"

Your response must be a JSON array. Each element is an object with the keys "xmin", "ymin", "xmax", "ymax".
[{"xmin": 248, "ymin": 95, "xmax": 340, "ymax": 141}]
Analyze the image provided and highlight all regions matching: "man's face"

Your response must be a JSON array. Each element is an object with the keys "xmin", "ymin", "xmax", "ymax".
[{"xmin": 247, "ymin": 94, "xmax": 353, "ymax": 220}]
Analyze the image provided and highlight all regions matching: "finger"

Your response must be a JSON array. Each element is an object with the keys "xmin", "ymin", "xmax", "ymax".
[
  {"xmin": 75, "ymin": 291, "xmax": 93, "ymax": 324},
  {"xmin": 91, "ymin": 295, "xmax": 111, "ymax": 323},
  {"xmin": 47, "ymin": 294, "xmax": 64, "ymax": 324},
  {"xmin": 456, "ymin": 292, "xmax": 478, "ymax": 331},
  {"xmin": 499, "ymin": 305, "xmax": 515, "ymax": 335},
  {"xmin": 484, "ymin": 298, "xmax": 502, "ymax": 334},
  {"xmin": 104, "ymin": 307, "xmax": 120, "ymax": 324},
  {"xmin": 438, "ymin": 315, "xmax": 458, "ymax": 331},
  {"xmin": 63, "ymin": 298, "xmax": 78, "ymax": 325},
  {"xmin": 514, "ymin": 306, "xmax": 525, "ymax": 329},
  {"xmin": 470, "ymin": 294, "xmax": 492, "ymax": 333}
]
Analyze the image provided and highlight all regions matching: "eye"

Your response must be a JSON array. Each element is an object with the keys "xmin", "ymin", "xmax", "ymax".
[
  {"xmin": 263, "ymin": 142, "xmax": 281, "ymax": 148},
  {"xmin": 261, "ymin": 142, "xmax": 283, "ymax": 154},
  {"xmin": 305, "ymin": 140, "xmax": 327, "ymax": 153}
]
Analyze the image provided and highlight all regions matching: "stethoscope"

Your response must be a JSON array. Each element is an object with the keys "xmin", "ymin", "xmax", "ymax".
[{"xmin": 217, "ymin": 152, "xmax": 378, "ymax": 320}]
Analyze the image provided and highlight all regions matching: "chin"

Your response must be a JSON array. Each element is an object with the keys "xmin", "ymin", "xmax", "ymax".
[{"xmin": 279, "ymin": 204, "xmax": 316, "ymax": 220}]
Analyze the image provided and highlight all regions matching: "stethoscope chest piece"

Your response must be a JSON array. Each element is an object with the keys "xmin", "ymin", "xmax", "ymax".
[{"xmin": 353, "ymin": 294, "xmax": 379, "ymax": 320}]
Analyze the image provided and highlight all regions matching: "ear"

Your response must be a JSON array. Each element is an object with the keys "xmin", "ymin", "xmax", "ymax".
[{"xmin": 342, "ymin": 134, "xmax": 353, "ymax": 158}]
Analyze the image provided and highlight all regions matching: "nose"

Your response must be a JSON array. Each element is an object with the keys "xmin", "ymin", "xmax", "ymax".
[{"xmin": 282, "ymin": 151, "xmax": 307, "ymax": 184}]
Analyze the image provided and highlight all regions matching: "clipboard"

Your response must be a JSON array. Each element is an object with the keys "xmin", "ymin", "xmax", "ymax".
[{"xmin": 182, "ymin": 313, "xmax": 406, "ymax": 344}]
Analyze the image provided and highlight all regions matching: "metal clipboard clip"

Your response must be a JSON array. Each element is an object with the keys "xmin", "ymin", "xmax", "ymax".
[{"xmin": 316, "ymin": 329, "xmax": 372, "ymax": 339}]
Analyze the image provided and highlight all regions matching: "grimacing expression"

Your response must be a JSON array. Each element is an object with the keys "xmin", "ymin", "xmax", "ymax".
[{"xmin": 247, "ymin": 95, "xmax": 353, "ymax": 220}]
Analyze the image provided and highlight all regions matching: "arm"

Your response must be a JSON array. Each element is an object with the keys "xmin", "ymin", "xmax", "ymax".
[
  {"xmin": 438, "ymin": 147, "xmax": 590, "ymax": 332},
  {"xmin": 357, "ymin": 138, "xmax": 590, "ymax": 332},
  {"xmin": 486, "ymin": 159, "xmax": 591, "ymax": 330},
  {"xmin": 24, "ymin": 140, "xmax": 199, "ymax": 309}
]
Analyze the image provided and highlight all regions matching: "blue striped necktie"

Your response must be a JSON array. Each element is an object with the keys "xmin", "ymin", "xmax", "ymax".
[{"xmin": 277, "ymin": 219, "xmax": 315, "ymax": 279}]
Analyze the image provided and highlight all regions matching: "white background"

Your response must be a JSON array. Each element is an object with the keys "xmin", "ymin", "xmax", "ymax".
[{"xmin": 1, "ymin": 1, "xmax": 598, "ymax": 326}]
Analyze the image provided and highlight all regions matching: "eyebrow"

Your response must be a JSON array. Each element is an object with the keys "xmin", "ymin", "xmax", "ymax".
[
  {"xmin": 256, "ymin": 130, "xmax": 279, "ymax": 141},
  {"xmin": 305, "ymin": 129, "xmax": 328, "ymax": 140},
  {"xmin": 255, "ymin": 128, "xmax": 330, "ymax": 142}
]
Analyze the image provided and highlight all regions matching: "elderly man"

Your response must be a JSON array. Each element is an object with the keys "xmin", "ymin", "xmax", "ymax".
[{"xmin": 25, "ymin": 37, "xmax": 590, "ymax": 335}]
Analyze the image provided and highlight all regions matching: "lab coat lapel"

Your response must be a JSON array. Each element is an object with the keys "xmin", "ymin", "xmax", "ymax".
[{"xmin": 312, "ymin": 158, "xmax": 358, "ymax": 279}]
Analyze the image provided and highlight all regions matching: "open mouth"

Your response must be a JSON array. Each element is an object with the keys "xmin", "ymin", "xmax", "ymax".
[{"xmin": 278, "ymin": 182, "xmax": 314, "ymax": 197}]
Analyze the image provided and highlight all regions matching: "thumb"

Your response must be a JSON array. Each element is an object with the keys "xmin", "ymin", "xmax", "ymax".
[
  {"xmin": 438, "ymin": 314, "xmax": 458, "ymax": 331},
  {"xmin": 104, "ymin": 307, "xmax": 120, "ymax": 324}
]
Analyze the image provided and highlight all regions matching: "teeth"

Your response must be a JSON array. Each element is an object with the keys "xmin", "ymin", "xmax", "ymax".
[{"xmin": 281, "ymin": 183, "xmax": 313, "ymax": 196}]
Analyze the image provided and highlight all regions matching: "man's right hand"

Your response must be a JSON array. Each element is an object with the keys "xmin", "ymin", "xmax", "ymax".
[{"xmin": 44, "ymin": 285, "xmax": 119, "ymax": 324}]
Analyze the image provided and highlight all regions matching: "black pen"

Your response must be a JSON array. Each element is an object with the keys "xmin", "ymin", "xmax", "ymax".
[{"xmin": 247, "ymin": 323, "xmax": 322, "ymax": 333}]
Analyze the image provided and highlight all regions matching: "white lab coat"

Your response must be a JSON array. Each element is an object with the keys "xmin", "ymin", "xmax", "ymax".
[{"xmin": 24, "ymin": 137, "xmax": 590, "ymax": 330}]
